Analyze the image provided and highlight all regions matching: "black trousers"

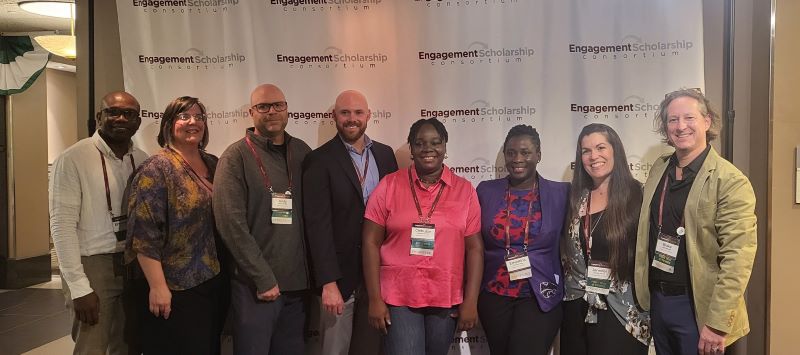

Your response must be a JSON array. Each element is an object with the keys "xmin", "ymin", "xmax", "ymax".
[
  {"xmin": 560, "ymin": 298, "xmax": 648, "ymax": 355},
  {"xmin": 137, "ymin": 273, "xmax": 229, "ymax": 355},
  {"xmin": 477, "ymin": 290, "xmax": 563, "ymax": 355}
]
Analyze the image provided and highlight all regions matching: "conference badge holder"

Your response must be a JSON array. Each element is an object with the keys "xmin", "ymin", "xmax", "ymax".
[
  {"xmin": 271, "ymin": 192, "xmax": 293, "ymax": 225},
  {"xmin": 410, "ymin": 223, "xmax": 435, "ymax": 256},
  {"xmin": 652, "ymin": 231, "xmax": 680, "ymax": 273},
  {"xmin": 111, "ymin": 214, "xmax": 127, "ymax": 241},
  {"xmin": 586, "ymin": 260, "xmax": 612, "ymax": 295},
  {"xmin": 505, "ymin": 252, "xmax": 532, "ymax": 281}
]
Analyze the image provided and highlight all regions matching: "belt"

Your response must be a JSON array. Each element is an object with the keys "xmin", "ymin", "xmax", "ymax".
[{"xmin": 650, "ymin": 281, "xmax": 689, "ymax": 296}]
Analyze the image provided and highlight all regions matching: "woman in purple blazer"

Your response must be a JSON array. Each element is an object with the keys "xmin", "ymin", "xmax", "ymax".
[{"xmin": 476, "ymin": 125, "xmax": 569, "ymax": 355}]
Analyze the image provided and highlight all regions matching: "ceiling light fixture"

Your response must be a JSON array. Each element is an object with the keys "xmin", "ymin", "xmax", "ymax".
[
  {"xmin": 19, "ymin": 1, "xmax": 77, "ymax": 59},
  {"xmin": 18, "ymin": 1, "xmax": 74, "ymax": 19}
]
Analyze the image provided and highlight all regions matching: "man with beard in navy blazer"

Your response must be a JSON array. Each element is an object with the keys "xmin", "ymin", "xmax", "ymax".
[{"xmin": 303, "ymin": 90, "xmax": 398, "ymax": 355}]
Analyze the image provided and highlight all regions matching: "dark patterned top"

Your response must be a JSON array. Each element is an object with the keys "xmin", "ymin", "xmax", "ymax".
[
  {"xmin": 562, "ymin": 189, "xmax": 651, "ymax": 345},
  {"xmin": 484, "ymin": 188, "xmax": 542, "ymax": 297},
  {"xmin": 126, "ymin": 148, "xmax": 220, "ymax": 290}
]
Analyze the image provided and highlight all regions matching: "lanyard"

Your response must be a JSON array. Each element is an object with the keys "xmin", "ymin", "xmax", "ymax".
[
  {"xmin": 504, "ymin": 184, "xmax": 536, "ymax": 254},
  {"xmin": 167, "ymin": 147, "xmax": 213, "ymax": 194},
  {"xmin": 350, "ymin": 149, "xmax": 370, "ymax": 187},
  {"xmin": 98, "ymin": 148, "xmax": 135, "ymax": 215},
  {"xmin": 657, "ymin": 171, "xmax": 685, "ymax": 234},
  {"xmin": 244, "ymin": 135, "xmax": 293, "ymax": 194},
  {"xmin": 408, "ymin": 167, "xmax": 445, "ymax": 223},
  {"xmin": 582, "ymin": 192, "xmax": 605, "ymax": 261}
]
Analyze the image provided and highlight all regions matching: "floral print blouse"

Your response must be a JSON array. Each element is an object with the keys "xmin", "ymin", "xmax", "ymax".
[
  {"xmin": 484, "ymin": 188, "xmax": 542, "ymax": 297},
  {"xmin": 126, "ymin": 148, "xmax": 221, "ymax": 290},
  {"xmin": 562, "ymin": 190, "xmax": 651, "ymax": 345}
]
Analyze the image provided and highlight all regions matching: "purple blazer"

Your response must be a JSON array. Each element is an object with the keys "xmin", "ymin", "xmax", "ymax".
[{"xmin": 476, "ymin": 176, "xmax": 569, "ymax": 312}]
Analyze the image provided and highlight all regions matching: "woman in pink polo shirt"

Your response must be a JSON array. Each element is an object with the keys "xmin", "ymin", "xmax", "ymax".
[{"xmin": 362, "ymin": 118, "xmax": 484, "ymax": 355}]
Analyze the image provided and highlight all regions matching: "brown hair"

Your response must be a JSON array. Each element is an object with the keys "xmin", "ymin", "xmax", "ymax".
[
  {"xmin": 157, "ymin": 96, "xmax": 209, "ymax": 149},
  {"xmin": 654, "ymin": 88, "xmax": 722, "ymax": 145},
  {"xmin": 569, "ymin": 123, "xmax": 642, "ymax": 282}
]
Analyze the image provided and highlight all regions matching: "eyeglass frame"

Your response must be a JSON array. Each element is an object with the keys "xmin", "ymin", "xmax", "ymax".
[
  {"xmin": 176, "ymin": 112, "xmax": 208, "ymax": 122},
  {"xmin": 251, "ymin": 101, "xmax": 288, "ymax": 113},
  {"xmin": 102, "ymin": 107, "xmax": 140, "ymax": 120}
]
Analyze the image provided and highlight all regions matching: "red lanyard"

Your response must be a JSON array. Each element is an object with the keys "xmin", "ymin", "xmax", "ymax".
[
  {"xmin": 657, "ymin": 171, "xmax": 684, "ymax": 234},
  {"xmin": 408, "ymin": 167, "xmax": 445, "ymax": 223},
  {"xmin": 504, "ymin": 183, "xmax": 536, "ymax": 254},
  {"xmin": 168, "ymin": 147, "xmax": 213, "ymax": 194},
  {"xmin": 244, "ymin": 135, "xmax": 293, "ymax": 194},
  {"xmin": 350, "ymin": 149, "xmax": 370, "ymax": 187},
  {"xmin": 98, "ymin": 148, "xmax": 135, "ymax": 215},
  {"xmin": 582, "ymin": 192, "xmax": 605, "ymax": 261}
]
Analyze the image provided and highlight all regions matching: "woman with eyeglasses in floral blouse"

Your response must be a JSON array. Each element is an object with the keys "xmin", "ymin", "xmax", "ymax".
[{"xmin": 126, "ymin": 96, "xmax": 229, "ymax": 355}]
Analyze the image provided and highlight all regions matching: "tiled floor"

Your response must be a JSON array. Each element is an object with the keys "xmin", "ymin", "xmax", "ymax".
[{"xmin": 0, "ymin": 276, "xmax": 74, "ymax": 355}]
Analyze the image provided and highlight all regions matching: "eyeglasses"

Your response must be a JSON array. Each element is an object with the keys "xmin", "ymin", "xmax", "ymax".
[
  {"xmin": 176, "ymin": 113, "xmax": 208, "ymax": 122},
  {"xmin": 103, "ymin": 107, "xmax": 140, "ymax": 120},
  {"xmin": 252, "ymin": 101, "xmax": 288, "ymax": 113}
]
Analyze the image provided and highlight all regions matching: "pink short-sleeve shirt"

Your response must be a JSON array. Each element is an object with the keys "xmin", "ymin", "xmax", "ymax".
[{"xmin": 364, "ymin": 165, "xmax": 481, "ymax": 308}]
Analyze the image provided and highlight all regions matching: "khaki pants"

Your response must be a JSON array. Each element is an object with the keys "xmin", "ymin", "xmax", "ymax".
[{"xmin": 62, "ymin": 254, "xmax": 138, "ymax": 355}]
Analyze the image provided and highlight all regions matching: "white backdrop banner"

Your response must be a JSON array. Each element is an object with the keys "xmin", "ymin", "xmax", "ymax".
[{"xmin": 117, "ymin": 0, "xmax": 704, "ymax": 353}]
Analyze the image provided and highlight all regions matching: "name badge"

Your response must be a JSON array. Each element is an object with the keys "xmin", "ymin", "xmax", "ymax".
[
  {"xmin": 271, "ymin": 192, "xmax": 293, "ymax": 210},
  {"xmin": 505, "ymin": 252, "xmax": 532, "ymax": 281},
  {"xmin": 111, "ymin": 214, "xmax": 127, "ymax": 233},
  {"xmin": 410, "ymin": 223, "xmax": 435, "ymax": 256},
  {"xmin": 652, "ymin": 232, "xmax": 680, "ymax": 273},
  {"xmin": 586, "ymin": 260, "xmax": 612, "ymax": 295},
  {"xmin": 270, "ymin": 192, "xmax": 293, "ymax": 225}
]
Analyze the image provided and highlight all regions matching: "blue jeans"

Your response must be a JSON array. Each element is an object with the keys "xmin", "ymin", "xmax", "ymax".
[{"xmin": 384, "ymin": 305, "xmax": 457, "ymax": 355}]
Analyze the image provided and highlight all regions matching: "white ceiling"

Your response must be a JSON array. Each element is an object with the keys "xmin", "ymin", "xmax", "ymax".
[{"xmin": 0, "ymin": 0, "xmax": 71, "ymax": 33}]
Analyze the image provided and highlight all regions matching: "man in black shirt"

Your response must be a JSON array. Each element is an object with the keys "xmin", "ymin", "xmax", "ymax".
[{"xmin": 634, "ymin": 89, "xmax": 757, "ymax": 355}]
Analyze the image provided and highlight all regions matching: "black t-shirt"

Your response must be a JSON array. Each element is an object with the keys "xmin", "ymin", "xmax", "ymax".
[
  {"xmin": 647, "ymin": 145, "xmax": 711, "ymax": 286},
  {"xmin": 579, "ymin": 210, "xmax": 609, "ymax": 264}
]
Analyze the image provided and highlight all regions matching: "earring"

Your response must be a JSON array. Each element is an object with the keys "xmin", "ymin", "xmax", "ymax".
[
  {"xmin": 445, "ymin": 154, "xmax": 449, "ymax": 159},
  {"xmin": 410, "ymin": 155, "xmax": 414, "ymax": 159}
]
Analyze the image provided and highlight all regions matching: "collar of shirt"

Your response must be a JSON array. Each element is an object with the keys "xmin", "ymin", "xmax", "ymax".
[
  {"xmin": 669, "ymin": 144, "xmax": 711, "ymax": 179},
  {"xmin": 339, "ymin": 134, "xmax": 373, "ymax": 155},
  {"xmin": 410, "ymin": 163, "xmax": 454, "ymax": 189},
  {"xmin": 246, "ymin": 127, "xmax": 291, "ymax": 152},
  {"xmin": 667, "ymin": 144, "xmax": 711, "ymax": 185},
  {"xmin": 91, "ymin": 131, "xmax": 135, "ymax": 159}
]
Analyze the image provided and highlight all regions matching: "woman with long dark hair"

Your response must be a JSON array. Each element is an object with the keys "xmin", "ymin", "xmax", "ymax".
[{"xmin": 560, "ymin": 123, "xmax": 650, "ymax": 355}]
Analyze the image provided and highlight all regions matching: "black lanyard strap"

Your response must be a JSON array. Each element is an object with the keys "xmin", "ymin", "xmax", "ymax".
[{"xmin": 408, "ymin": 167, "xmax": 445, "ymax": 223}]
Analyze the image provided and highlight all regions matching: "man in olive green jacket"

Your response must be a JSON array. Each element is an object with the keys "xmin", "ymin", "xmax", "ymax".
[{"xmin": 634, "ymin": 89, "xmax": 757, "ymax": 355}]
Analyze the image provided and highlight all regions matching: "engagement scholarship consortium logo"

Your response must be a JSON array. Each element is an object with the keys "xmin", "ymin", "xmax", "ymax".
[
  {"xmin": 276, "ymin": 46, "xmax": 389, "ymax": 70},
  {"xmin": 419, "ymin": 42, "xmax": 535, "ymax": 67},
  {"xmin": 268, "ymin": 0, "xmax": 382, "ymax": 12},
  {"xmin": 138, "ymin": 48, "xmax": 246, "ymax": 70},
  {"xmin": 570, "ymin": 95, "xmax": 659, "ymax": 120},
  {"xmin": 420, "ymin": 100, "xmax": 535, "ymax": 125},
  {"xmin": 290, "ymin": 109, "xmax": 392, "ymax": 125},
  {"xmin": 131, "ymin": 0, "xmax": 239, "ymax": 14},
  {"xmin": 569, "ymin": 35, "xmax": 695, "ymax": 61},
  {"xmin": 450, "ymin": 158, "xmax": 507, "ymax": 182},
  {"xmin": 141, "ymin": 107, "xmax": 250, "ymax": 127},
  {"xmin": 412, "ymin": 0, "xmax": 519, "ymax": 9}
]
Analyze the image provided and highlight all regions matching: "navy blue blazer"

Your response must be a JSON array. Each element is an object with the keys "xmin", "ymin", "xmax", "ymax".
[{"xmin": 302, "ymin": 136, "xmax": 398, "ymax": 298}]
